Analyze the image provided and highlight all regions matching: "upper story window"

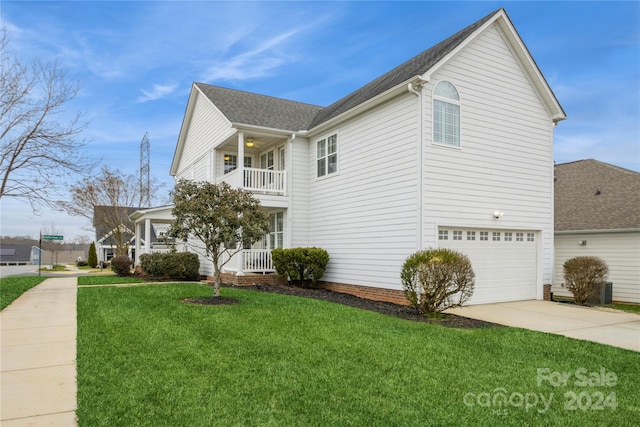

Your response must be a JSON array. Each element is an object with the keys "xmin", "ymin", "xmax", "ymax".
[
  {"xmin": 433, "ymin": 81, "xmax": 460, "ymax": 147},
  {"xmin": 224, "ymin": 154, "xmax": 251, "ymax": 174},
  {"xmin": 317, "ymin": 133, "xmax": 337, "ymax": 177}
]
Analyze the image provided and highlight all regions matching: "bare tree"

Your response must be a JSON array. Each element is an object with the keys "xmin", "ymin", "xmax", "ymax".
[
  {"xmin": 59, "ymin": 166, "xmax": 161, "ymax": 256},
  {"xmin": 0, "ymin": 27, "xmax": 94, "ymax": 211}
]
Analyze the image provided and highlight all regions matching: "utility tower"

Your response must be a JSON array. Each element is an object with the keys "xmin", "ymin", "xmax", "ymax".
[{"xmin": 139, "ymin": 132, "xmax": 151, "ymax": 208}]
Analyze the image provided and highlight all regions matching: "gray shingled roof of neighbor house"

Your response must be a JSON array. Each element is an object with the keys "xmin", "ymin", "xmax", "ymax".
[
  {"xmin": 554, "ymin": 159, "xmax": 640, "ymax": 231},
  {"xmin": 195, "ymin": 8, "xmax": 502, "ymax": 132}
]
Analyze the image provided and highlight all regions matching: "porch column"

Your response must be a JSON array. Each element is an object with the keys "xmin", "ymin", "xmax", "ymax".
[
  {"xmin": 135, "ymin": 221, "xmax": 142, "ymax": 263},
  {"xmin": 236, "ymin": 244, "xmax": 245, "ymax": 276},
  {"xmin": 144, "ymin": 218, "xmax": 152, "ymax": 254},
  {"xmin": 238, "ymin": 132, "xmax": 245, "ymax": 188}
]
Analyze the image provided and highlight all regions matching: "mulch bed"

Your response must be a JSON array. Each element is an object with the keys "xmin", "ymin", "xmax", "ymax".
[{"xmin": 224, "ymin": 283, "xmax": 500, "ymax": 329}]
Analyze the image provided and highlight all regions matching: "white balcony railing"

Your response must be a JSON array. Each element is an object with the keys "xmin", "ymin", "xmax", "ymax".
[{"xmin": 217, "ymin": 167, "xmax": 286, "ymax": 195}]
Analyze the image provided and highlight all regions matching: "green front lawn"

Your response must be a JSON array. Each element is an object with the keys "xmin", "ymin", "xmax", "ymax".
[
  {"xmin": 77, "ymin": 283, "xmax": 639, "ymax": 426},
  {"xmin": 77, "ymin": 276, "xmax": 147, "ymax": 286},
  {"xmin": 0, "ymin": 276, "xmax": 47, "ymax": 310}
]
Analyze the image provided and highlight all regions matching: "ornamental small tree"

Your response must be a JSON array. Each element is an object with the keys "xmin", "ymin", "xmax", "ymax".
[
  {"xmin": 562, "ymin": 256, "xmax": 608, "ymax": 305},
  {"xmin": 401, "ymin": 248, "xmax": 475, "ymax": 315},
  {"xmin": 168, "ymin": 180, "xmax": 270, "ymax": 297},
  {"xmin": 87, "ymin": 241, "xmax": 98, "ymax": 268}
]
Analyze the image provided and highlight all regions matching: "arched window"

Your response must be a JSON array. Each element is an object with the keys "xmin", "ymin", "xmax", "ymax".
[{"xmin": 433, "ymin": 81, "xmax": 460, "ymax": 147}]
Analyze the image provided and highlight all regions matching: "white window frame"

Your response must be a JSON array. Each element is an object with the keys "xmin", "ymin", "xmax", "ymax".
[
  {"xmin": 433, "ymin": 81, "xmax": 461, "ymax": 148},
  {"xmin": 316, "ymin": 133, "xmax": 338, "ymax": 178},
  {"xmin": 269, "ymin": 212, "xmax": 284, "ymax": 249}
]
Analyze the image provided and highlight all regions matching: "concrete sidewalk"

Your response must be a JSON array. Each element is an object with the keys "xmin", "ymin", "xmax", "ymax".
[
  {"xmin": 447, "ymin": 300, "xmax": 640, "ymax": 352},
  {"xmin": 1, "ymin": 278, "xmax": 77, "ymax": 426}
]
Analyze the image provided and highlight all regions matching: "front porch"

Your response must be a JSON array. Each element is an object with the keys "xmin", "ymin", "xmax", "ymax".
[{"xmin": 221, "ymin": 249, "xmax": 276, "ymax": 274}]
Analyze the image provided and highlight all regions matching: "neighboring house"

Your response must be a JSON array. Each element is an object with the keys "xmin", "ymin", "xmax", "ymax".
[
  {"xmin": 0, "ymin": 244, "xmax": 40, "ymax": 265},
  {"xmin": 552, "ymin": 160, "xmax": 640, "ymax": 304},
  {"xmin": 134, "ymin": 8, "xmax": 566, "ymax": 305},
  {"xmin": 94, "ymin": 205, "xmax": 161, "ymax": 262}
]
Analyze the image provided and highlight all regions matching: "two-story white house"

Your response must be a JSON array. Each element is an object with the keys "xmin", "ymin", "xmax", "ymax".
[{"xmin": 133, "ymin": 8, "xmax": 565, "ymax": 305}]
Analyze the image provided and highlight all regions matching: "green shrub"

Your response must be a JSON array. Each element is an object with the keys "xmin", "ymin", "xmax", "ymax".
[
  {"xmin": 139, "ymin": 252, "xmax": 200, "ymax": 280},
  {"xmin": 271, "ymin": 247, "xmax": 329, "ymax": 286},
  {"xmin": 111, "ymin": 255, "xmax": 133, "ymax": 277},
  {"xmin": 401, "ymin": 248, "xmax": 475, "ymax": 315},
  {"xmin": 88, "ymin": 242, "xmax": 98, "ymax": 268},
  {"xmin": 562, "ymin": 256, "xmax": 608, "ymax": 305},
  {"xmin": 76, "ymin": 260, "xmax": 89, "ymax": 267}
]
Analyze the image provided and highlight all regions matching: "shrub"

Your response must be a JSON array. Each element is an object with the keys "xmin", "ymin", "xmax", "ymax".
[
  {"xmin": 76, "ymin": 260, "xmax": 88, "ymax": 267},
  {"xmin": 111, "ymin": 255, "xmax": 133, "ymax": 277},
  {"xmin": 88, "ymin": 242, "xmax": 98, "ymax": 268},
  {"xmin": 272, "ymin": 247, "xmax": 330, "ymax": 286},
  {"xmin": 401, "ymin": 248, "xmax": 475, "ymax": 315},
  {"xmin": 562, "ymin": 256, "xmax": 608, "ymax": 305},
  {"xmin": 139, "ymin": 252, "xmax": 200, "ymax": 280}
]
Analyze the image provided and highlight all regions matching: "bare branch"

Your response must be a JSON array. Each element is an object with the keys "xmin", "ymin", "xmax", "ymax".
[{"xmin": 0, "ymin": 27, "xmax": 95, "ymax": 210}]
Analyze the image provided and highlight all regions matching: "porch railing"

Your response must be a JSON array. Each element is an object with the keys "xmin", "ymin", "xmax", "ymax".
[
  {"xmin": 222, "ymin": 249, "xmax": 275, "ymax": 273},
  {"xmin": 217, "ymin": 167, "xmax": 286, "ymax": 195}
]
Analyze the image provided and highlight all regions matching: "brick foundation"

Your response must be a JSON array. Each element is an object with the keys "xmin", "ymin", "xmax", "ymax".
[
  {"xmin": 212, "ymin": 272, "xmax": 409, "ymax": 306},
  {"xmin": 213, "ymin": 271, "xmax": 287, "ymax": 287},
  {"xmin": 317, "ymin": 281, "xmax": 409, "ymax": 306},
  {"xmin": 543, "ymin": 284, "xmax": 552, "ymax": 301}
]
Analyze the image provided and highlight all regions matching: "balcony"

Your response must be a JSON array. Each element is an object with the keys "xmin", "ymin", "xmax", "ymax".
[{"xmin": 217, "ymin": 167, "xmax": 286, "ymax": 195}]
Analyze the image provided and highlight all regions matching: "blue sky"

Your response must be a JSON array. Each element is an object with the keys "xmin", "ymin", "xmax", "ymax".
[{"xmin": 1, "ymin": 1, "xmax": 638, "ymax": 240}]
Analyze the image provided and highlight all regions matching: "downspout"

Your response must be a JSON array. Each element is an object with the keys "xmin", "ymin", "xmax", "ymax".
[{"xmin": 408, "ymin": 79, "xmax": 425, "ymax": 250}]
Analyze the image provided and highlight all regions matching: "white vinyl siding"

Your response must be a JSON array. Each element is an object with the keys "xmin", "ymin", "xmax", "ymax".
[
  {"xmin": 553, "ymin": 232, "xmax": 640, "ymax": 304},
  {"xmin": 307, "ymin": 93, "xmax": 418, "ymax": 290},
  {"xmin": 174, "ymin": 90, "xmax": 234, "ymax": 179},
  {"xmin": 422, "ymin": 24, "xmax": 554, "ymax": 297}
]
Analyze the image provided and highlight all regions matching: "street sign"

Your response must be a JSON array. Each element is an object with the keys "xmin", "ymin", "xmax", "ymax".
[{"xmin": 43, "ymin": 235, "xmax": 64, "ymax": 240}]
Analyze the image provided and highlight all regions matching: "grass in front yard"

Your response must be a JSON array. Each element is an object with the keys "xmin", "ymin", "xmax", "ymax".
[
  {"xmin": 0, "ymin": 276, "xmax": 46, "ymax": 310},
  {"xmin": 78, "ymin": 284, "xmax": 640, "ymax": 426},
  {"xmin": 606, "ymin": 303, "xmax": 640, "ymax": 314},
  {"xmin": 77, "ymin": 276, "xmax": 147, "ymax": 286}
]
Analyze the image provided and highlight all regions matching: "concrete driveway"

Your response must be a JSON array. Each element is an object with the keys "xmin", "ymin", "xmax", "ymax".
[{"xmin": 447, "ymin": 300, "xmax": 640, "ymax": 352}]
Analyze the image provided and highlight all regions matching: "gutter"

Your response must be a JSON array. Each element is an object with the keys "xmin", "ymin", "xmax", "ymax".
[{"xmin": 555, "ymin": 228, "xmax": 640, "ymax": 235}]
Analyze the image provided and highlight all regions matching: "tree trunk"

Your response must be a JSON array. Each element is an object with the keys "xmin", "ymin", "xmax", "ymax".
[{"xmin": 212, "ymin": 256, "xmax": 221, "ymax": 297}]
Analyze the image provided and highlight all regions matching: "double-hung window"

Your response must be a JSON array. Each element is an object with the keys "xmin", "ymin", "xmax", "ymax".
[
  {"xmin": 433, "ymin": 81, "xmax": 460, "ymax": 147},
  {"xmin": 269, "ymin": 212, "xmax": 284, "ymax": 249},
  {"xmin": 317, "ymin": 134, "xmax": 337, "ymax": 177}
]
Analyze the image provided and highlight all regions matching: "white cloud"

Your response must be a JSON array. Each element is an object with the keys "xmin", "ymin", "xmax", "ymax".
[
  {"xmin": 202, "ymin": 29, "xmax": 302, "ymax": 82},
  {"xmin": 136, "ymin": 84, "xmax": 178, "ymax": 103}
]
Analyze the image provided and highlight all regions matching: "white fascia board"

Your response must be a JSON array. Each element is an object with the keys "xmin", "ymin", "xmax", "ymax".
[
  {"xmin": 129, "ymin": 205, "xmax": 175, "ymax": 223},
  {"xmin": 170, "ymin": 85, "xmax": 200, "ymax": 176},
  {"xmin": 229, "ymin": 123, "xmax": 294, "ymax": 139}
]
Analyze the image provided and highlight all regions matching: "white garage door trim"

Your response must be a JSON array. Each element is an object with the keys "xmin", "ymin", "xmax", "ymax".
[{"xmin": 438, "ymin": 227, "xmax": 537, "ymax": 304}]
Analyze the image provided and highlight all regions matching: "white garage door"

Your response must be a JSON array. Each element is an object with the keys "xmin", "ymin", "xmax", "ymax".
[{"xmin": 438, "ymin": 228, "xmax": 537, "ymax": 304}]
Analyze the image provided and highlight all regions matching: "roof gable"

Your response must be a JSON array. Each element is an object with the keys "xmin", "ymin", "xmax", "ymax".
[
  {"xmin": 555, "ymin": 160, "xmax": 640, "ymax": 231},
  {"xmin": 309, "ymin": 9, "xmax": 500, "ymax": 129},
  {"xmin": 194, "ymin": 83, "xmax": 322, "ymax": 131}
]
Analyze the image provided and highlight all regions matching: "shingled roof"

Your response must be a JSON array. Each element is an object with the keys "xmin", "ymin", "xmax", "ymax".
[
  {"xmin": 194, "ymin": 9, "xmax": 501, "ymax": 133},
  {"xmin": 554, "ymin": 160, "xmax": 640, "ymax": 231},
  {"xmin": 309, "ymin": 9, "xmax": 500, "ymax": 129},
  {"xmin": 194, "ymin": 83, "xmax": 323, "ymax": 132}
]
